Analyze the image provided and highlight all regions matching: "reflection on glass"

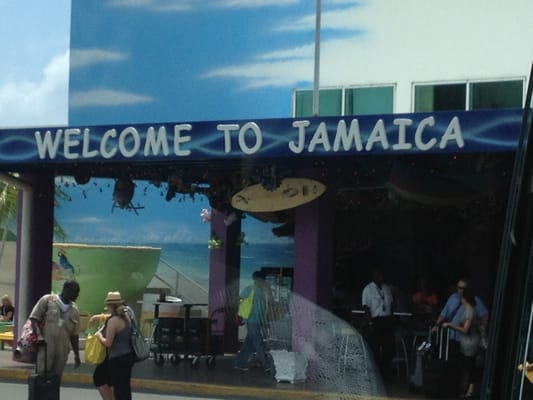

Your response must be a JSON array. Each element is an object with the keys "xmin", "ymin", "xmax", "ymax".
[
  {"xmin": 470, "ymin": 81, "xmax": 523, "ymax": 110},
  {"xmin": 414, "ymin": 83, "xmax": 466, "ymax": 112}
]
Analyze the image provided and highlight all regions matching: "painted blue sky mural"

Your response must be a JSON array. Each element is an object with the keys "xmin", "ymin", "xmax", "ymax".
[
  {"xmin": 68, "ymin": 0, "xmax": 363, "ymax": 124},
  {"xmin": 60, "ymin": 0, "xmax": 361, "ymax": 245},
  {"xmin": 62, "ymin": 0, "xmax": 362, "ymax": 245}
]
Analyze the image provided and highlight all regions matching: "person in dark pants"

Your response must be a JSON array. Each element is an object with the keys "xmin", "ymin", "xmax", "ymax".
[
  {"xmin": 96, "ymin": 292, "xmax": 135, "ymax": 400},
  {"xmin": 235, "ymin": 271, "xmax": 273, "ymax": 372},
  {"xmin": 362, "ymin": 266, "xmax": 395, "ymax": 382},
  {"xmin": 88, "ymin": 312, "xmax": 114, "ymax": 400},
  {"xmin": 93, "ymin": 356, "xmax": 114, "ymax": 400},
  {"xmin": 442, "ymin": 288, "xmax": 481, "ymax": 399},
  {"xmin": 434, "ymin": 277, "xmax": 489, "ymax": 396}
]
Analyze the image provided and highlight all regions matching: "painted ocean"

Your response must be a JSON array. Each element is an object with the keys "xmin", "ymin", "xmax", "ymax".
[{"xmin": 155, "ymin": 242, "xmax": 294, "ymax": 291}]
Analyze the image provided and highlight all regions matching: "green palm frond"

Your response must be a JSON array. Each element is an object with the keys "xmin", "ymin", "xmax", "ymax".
[
  {"xmin": 0, "ymin": 181, "xmax": 18, "ymax": 228},
  {"xmin": 54, "ymin": 184, "xmax": 71, "ymax": 206},
  {"xmin": 54, "ymin": 218, "xmax": 67, "ymax": 241},
  {"xmin": 0, "ymin": 181, "xmax": 69, "ymax": 242}
]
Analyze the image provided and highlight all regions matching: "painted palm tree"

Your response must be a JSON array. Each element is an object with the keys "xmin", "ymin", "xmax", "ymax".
[
  {"xmin": 0, "ymin": 181, "xmax": 67, "ymax": 263},
  {"xmin": 0, "ymin": 181, "xmax": 18, "ymax": 263}
]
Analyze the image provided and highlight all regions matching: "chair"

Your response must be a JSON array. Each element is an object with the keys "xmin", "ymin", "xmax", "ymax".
[
  {"xmin": 337, "ymin": 327, "xmax": 370, "ymax": 376},
  {"xmin": 391, "ymin": 333, "xmax": 409, "ymax": 382},
  {"xmin": 0, "ymin": 331, "xmax": 14, "ymax": 350}
]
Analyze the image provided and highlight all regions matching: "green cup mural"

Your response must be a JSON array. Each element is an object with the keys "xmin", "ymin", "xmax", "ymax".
[{"xmin": 52, "ymin": 243, "xmax": 161, "ymax": 315}]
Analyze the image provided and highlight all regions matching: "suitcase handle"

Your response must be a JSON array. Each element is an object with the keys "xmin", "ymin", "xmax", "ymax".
[{"xmin": 435, "ymin": 326, "xmax": 450, "ymax": 361}]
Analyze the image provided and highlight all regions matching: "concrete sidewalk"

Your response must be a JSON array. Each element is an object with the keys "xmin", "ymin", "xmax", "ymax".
[
  {"xmin": 0, "ymin": 348, "xmax": 419, "ymax": 399},
  {"xmin": 0, "ymin": 349, "xmax": 323, "ymax": 400}
]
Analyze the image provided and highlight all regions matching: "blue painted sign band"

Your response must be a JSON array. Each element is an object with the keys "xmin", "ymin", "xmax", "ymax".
[{"xmin": 0, "ymin": 109, "xmax": 522, "ymax": 166}]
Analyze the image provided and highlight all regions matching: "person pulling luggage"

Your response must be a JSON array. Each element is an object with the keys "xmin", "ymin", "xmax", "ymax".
[{"xmin": 30, "ymin": 280, "xmax": 81, "ymax": 378}]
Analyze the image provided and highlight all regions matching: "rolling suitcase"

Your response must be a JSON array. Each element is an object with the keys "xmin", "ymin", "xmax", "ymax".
[
  {"xmin": 422, "ymin": 326, "xmax": 459, "ymax": 398},
  {"xmin": 28, "ymin": 342, "xmax": 60, "ymax": 400}
]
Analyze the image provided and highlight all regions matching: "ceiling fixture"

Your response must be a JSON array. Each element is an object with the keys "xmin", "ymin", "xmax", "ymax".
[{"xmin": 112, "ymin": 178, "xmax": 144, "ymax": 215}]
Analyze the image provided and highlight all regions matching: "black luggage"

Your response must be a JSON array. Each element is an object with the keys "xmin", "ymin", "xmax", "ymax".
[
  {"xmin": 28, "ymin": 342, "xmax": 60, "ymax": 400},
  {"xmin": 422, "ymin": 327, "xmax": 459, "ymax": 398}
]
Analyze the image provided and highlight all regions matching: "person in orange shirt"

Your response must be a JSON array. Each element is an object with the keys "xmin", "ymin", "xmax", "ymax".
[{"xmin": 412, "ymin": 277, "xmax": 439, "ymax": 327}]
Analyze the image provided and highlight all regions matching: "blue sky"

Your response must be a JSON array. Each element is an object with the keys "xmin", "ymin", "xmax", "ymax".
[
  {"xmin": 54, "ymin": 176, "xmax": 212, "ymax": 244},
  {"xmin": 0, "ymin": 1, "xmax": 70, "ymax": 127},
  {"xmin": 68, "ymin": 0, "xmax": 364, "ymax": 124}
]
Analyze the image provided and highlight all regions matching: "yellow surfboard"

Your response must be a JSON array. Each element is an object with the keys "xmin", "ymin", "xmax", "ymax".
[{"xmin": 231, "ymin": 178, "xmax": 326, "ymax": 212}]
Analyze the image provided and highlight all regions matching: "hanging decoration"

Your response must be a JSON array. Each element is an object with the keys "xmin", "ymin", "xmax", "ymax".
[
  {"xmin": 112, "ymin": 178, "xmax": 145, "ymax": 215},
  {"xmin": 208, "ymin": 234, "xmax": 223, "ymax": 250},
  {"xmin": 200, "ymin": 208, "xmax": 211, "ymax": 223},
  {"xmin": 224, "ymin": 211, "xmax": 239, "ymax": 226},
  {"xmin": 236, "ymin": 232, "xmax": 247, "ymax": 247}
]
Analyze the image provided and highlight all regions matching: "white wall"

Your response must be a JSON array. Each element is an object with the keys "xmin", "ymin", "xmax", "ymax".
[{"xmin": 318, "ymin": 0, "xmax": 533, "ymax": 112}]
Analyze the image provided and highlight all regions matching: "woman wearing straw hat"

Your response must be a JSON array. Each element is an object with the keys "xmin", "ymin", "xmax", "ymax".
[{"xmin": 96, "ymin": 291, "xmax": 135, "ymax": 400}]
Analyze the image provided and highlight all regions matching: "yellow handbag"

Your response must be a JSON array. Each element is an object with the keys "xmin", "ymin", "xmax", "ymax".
[
  {"xmin": 85, "ymin": 334, "xmax": 106, "ymax": 365},
  {"xmin": 238, "ymin": 286, "xmax": 255, "ymax": 319}
]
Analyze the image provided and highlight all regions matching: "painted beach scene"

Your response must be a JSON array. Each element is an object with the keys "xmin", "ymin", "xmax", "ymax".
[{"xmin": 51, "ymin": 177, "xmax": 294, "ymax": 322}]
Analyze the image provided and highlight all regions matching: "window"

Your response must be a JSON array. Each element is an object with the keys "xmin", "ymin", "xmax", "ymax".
[
  {"xmin": 294, "ymin": 89, "xmax": 342, "ymax": 117},
  {"xmin": 345, "ymin": 86, "xmax": 393, "ymax": 116},
  {"xmin": 414, "ymin": 83, "xmax": 466, "ymax": 112},
  {"xmin": 470, "ymin": 80, "xmax": 523, "ymax": 110},
  {"xmin": 293, "ymin": 86, "xmax": 394, "ymax": 117},
  {"xmin": 414, "ymin": 79, "xmax": 524, "ymax": 112}
]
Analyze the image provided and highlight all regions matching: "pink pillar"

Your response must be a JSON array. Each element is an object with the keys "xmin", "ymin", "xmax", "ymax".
[{"xmin": 208, "ymin": 209, "xmax": 241, "ymax": 353}]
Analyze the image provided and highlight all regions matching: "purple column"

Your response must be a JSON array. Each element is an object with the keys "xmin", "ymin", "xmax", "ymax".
[
  {"xmin": 293, "ymin": 187, "xmax": 335, "ymax": 307},
  {"xmin": 292, "ymin": 182, "xmax": 335, "ymax": 351},
  {"xmin": 208, "ymin": 209, "xmax": 241, "ymax": 353},
  {"xmin": 14, "ymin": 173, "xmax": 55, "ymax": 340}
]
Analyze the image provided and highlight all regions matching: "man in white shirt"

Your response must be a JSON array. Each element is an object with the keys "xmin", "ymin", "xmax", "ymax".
[{"xmin": 362, "ymin": 266, "xmax": 394, "ymax": 382}]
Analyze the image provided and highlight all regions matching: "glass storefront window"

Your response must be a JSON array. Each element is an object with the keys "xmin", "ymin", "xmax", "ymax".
[
  {"xmin": 294, "ymin": 86, "xmax": 393, "ymax": 117},
  {"xmin": 414, "ymin": 80, "xmax": 524, "ymax": 113},
  {"xmin": 294, "ymin": 89, "xmax": 343, "ymax": 117},
  {"xmin": 344, "ymin": 86, "xmax": 394, "ymax": 116},
  {"xmin": 414, "ymin": 83, "xmax": 467, "ymax": 112},
  {"xmin": 470, "ymin": 80, "xmax": 524, "ymax": 110}
]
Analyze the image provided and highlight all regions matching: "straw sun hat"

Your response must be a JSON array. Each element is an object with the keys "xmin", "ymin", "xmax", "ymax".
[{"xmin": 104, "ymin": 291, "xmax": 124, "ymax": 305}]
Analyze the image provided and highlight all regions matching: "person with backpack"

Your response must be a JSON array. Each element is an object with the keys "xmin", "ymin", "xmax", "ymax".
[
  {"xmin": 234, "ymin": 271, "xmax": 273, "ymax": 372},
  {"xmin": 95, "ymin": 292, "xmax": 135, "ymax": 400}
]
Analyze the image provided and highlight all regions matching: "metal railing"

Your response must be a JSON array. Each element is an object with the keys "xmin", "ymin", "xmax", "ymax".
[{"xmin": 152, "ymin": 258, "xmax": 208, "ymax": 303}]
